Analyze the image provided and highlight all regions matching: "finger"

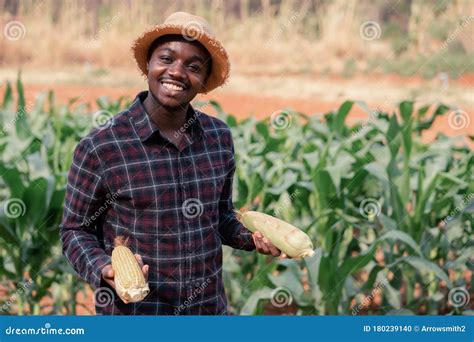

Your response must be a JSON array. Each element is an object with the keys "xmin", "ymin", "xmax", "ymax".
[
  {"xmin": 254, "ymin": 236, "xmax": 267, "ymax": 254},
  {"xmin": 280, "ymin": 253, "xmax": 288, "ymax": 259},
  {"xmin": 134, "ymin": 254, "xmax": 144, "ymax": 267},
  {"xmin": 258, "ymin": 237, "xmax": 270, "ymax": 254},
  {"xmin": 102, "ymin": 266, "xmax": 114, "ymax": 279},
  {"xmin": 107, "ymin": 268, "xmax": 115, "ymax": 278},
  {"xmin": 104, "ymin": 277, "xmax": 116, "ymax": 289},
  {"xmin": 254, "ymin": 231, "xmax": 262, "ymax": 239},
  {"xmin": 252, "ymin": 234, "xmax": 261, "ymax": 249},
  {"xmin": 269, "ymin": 245, "xmax": 281, "ymax": 257},
  {"xmin": 142, "ymin": 264, "xmax": 149, "ymax": 278},
  {"xmin": 261, "ymin": 238, "xmax": 280, "ymax": 256}
]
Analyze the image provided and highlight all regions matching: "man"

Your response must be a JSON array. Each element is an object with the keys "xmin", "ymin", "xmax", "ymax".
[{"xmin": 60, "ymin": 12, "xmax": 281, "ymax": 315}]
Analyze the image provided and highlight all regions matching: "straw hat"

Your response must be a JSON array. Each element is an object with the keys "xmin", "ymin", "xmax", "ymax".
[{"xmin": 132, "ymin": 11, "xmax": 230, "ymax": 93}]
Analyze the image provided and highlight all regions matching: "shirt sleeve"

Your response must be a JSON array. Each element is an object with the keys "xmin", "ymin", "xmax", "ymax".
[
  {"xmin": 59, "ymin": 137, "xmax": 111, "ymax": 290},
  {"xmin": 217, "ymin": 132, "xmax": 256, "ymax": 251}
]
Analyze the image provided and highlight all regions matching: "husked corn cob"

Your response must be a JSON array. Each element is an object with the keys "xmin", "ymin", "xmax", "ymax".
[
  {"xmin": 111, "ymin": 236, "xmax": 150, "ymax": 302},
  {"xmin": 237, "ymin": 211, "xmax": 315, "ymax": 258}
]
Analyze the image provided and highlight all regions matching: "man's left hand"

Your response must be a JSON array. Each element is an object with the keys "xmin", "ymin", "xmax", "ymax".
[{"xmin": 252, "ymin": 231, "xmax": 284, "ymax": 257}]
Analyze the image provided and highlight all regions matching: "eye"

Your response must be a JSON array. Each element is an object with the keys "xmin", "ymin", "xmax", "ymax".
[
  {"xmin": 188, "ymin": 64, "xmax": 201, "ymax": 73},
  {"xmin": 159, "ymin": 55, "xmax": 172, "ymax": 63}
]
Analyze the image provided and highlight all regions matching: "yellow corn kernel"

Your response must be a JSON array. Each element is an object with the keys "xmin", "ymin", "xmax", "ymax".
[
  {"xmin": 111, "ymin": 236, "xmax": 150, "ymax": 302},
  {"xmin": 237, "ymin": 211, "xmax": 315, "ymax": 258}
]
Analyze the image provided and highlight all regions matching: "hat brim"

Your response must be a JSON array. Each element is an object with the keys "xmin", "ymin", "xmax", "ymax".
[{"xmin": 132, "ymin": 24, "xmax": 230, "ymax": 94}]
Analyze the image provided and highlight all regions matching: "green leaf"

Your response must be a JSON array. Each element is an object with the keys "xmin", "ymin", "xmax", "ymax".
[
  {"xmin": 340, "ymin": 246, "xmax": 375, "ymax": 277},
  {"xmin": 95, "ymin": 96, "xmax": 110, "ymax": 109},
  {"xmin": 399, "ymin": 101, "xmax": 413, "ymax": 123},
  {"xmin": 317, "ymin": 254, "xmax": 332, "ymax": 294},
  {"xmin": 326, "ymin": 152, "xmax": 355, "ymax": 190},
  {"xmin": 0, "ymin": 210, "xmax": 18, "ymax": 244},
  {"xmin": 400, "ymin": 256, "xmax": 452, "ymax": 288},
  {"xmin": 255, "ymin": 122, "xmax": 269, "ymax": 139},
  {"xmin": 267, "ymin": 170, "xmax": 297, "ymax": 195},
  {"xmin": 16, "ymin": 73, "xmax": 25, "ymax": 113},
  {"xmin": 415, "ymin": 104, "xmax": 450, "ymax": 133},
  {"xmin": 386, "ymin": 115, "xmax": 401, "ymax": 157},
  {"xmin": 2, "ymin": 81, "xmax": 13, "ymax": 110},
  {"xmin": 22, "ymin": 177, "xmax": 55, "ymax": 226},
  {"xmin": 377, "ymin": 214, "xmax": 397, "ymax": 231},
  {"xmin": 384, "ymin": 281, "xmax": 401, "ymax": 309},
  {"xmin": 378, "ymin": 230, "xmax": 423, "ymax": 256},
  {"xmin": 304, "ymin": 248, "xmax": 323, "ymax": 301},
  {"xmin": 364, "ymin": 265, "xmax": 384, "ymax": 290},
  {"xmin": 0, "ymin": 162, "xmax": 25, "ymax": 199},
  {"xmin": 15, "ymin": 75, "xmax": 31, "ymax": 140},
  {"xmin": 334, "ymin": 100, "xmax": 353, "ymax": 136}
]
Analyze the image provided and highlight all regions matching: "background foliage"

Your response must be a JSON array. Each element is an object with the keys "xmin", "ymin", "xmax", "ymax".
[{"xmin": 0, "ymin": 80, "xmax": 472, "ymax": 315}]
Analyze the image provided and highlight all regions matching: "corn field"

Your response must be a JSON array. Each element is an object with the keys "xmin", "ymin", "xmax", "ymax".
[{"xmin": 0, "ymin": 79, "xmax": 472, "ymax": 315}]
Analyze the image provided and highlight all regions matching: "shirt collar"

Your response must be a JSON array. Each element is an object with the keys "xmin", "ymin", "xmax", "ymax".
[{"xmin": 130, "ymin": 91, "xmax": 206, "ymax": 142}]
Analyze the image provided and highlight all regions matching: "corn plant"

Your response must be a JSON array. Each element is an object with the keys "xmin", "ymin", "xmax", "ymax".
[
  {"xmin": 216, "ymin": 100, "xmax": 473, "ymax": 315},
  {"xmin": 0, "ymin": 78, "xmax": 126, "ymax": 314},
  {"xmin": 0, "ymin": 80, "xmax": 471, "ymax": 316}
]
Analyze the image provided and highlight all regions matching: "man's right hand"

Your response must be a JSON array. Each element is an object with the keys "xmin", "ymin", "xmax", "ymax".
[{"xmin": 101, "ymin": 254, "xmax": 149, "ymax": 304}]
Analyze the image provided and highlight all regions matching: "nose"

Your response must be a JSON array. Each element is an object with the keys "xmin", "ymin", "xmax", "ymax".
[{"xmin": 167, "ymin": 61, "xmax": 186, "ymax": 80}]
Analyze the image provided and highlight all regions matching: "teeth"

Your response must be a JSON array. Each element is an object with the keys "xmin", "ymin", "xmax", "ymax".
[{"xmin": 162, "ymin": 82, "xmax": 184, "ymax": 91}]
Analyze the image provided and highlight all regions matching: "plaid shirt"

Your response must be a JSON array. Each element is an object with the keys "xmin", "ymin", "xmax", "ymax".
[{"xmin": 60, "ymin": 91, "xmax": 255, "ymax": 315}]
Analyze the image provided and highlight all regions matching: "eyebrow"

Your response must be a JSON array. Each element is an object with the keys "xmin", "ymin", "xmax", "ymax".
[{"xmin": 159, "ymin": 47, "xmax": 207, "ymax": 64}]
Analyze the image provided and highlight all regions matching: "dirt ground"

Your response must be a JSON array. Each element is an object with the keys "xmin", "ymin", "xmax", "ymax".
[{"xmin": 0, "ymin": 71, "xmax": 472, "ymax": 147}]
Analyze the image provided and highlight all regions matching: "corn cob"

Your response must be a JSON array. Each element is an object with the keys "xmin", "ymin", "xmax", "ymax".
[
  {"xmin": 111, "ymin": 236, "xmax": 150, "ymax": 302},
  {"xmin": 237, "ymin": 211, "xmax": 315, "ymax": 258}
]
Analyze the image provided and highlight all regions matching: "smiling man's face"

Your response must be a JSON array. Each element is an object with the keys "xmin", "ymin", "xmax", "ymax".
[{"xmin": 146, "ymin": 37, "xmax": 211, "ymax": 111}]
